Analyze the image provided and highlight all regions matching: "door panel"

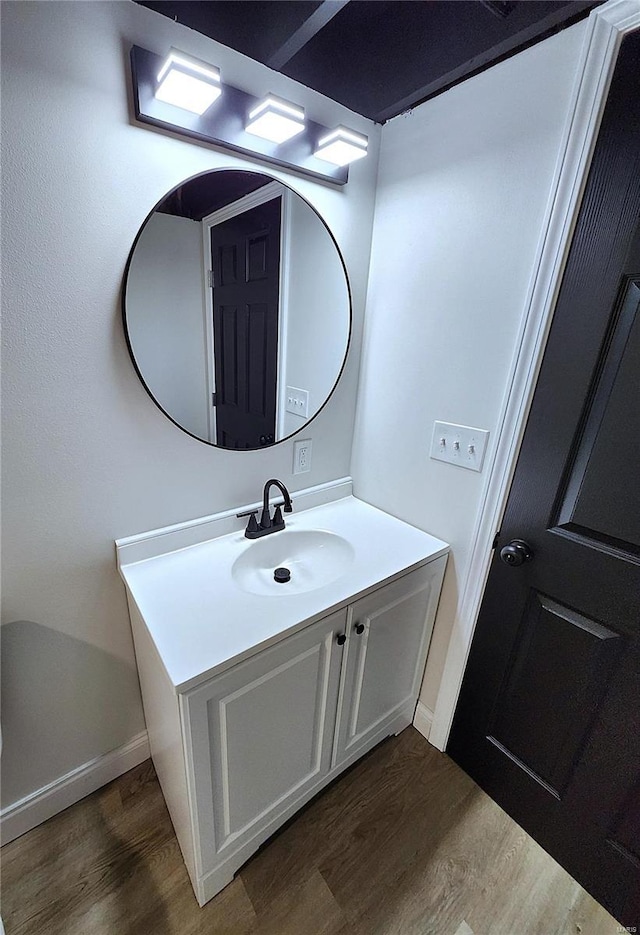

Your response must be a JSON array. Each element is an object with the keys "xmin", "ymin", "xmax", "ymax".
[
  {"xmin": 219, "ymin": 645, "xmax": 325, "ymax": 836},
  {"xmin": 558, "ymin": 277, "xmax": 640, "ymax": 553},
  {"xmin": 333, "ymin": 559, "xmax": 446, "ymax": 768},
  {"xmin": 487, "ymin": 593, "xmax": 623, "ymax": 798},
  {"xmin": 219, "ymin": 243, "xmax": 239, "ymax": 285},
  {"xmin": 448, "ymin": 28, "xmax": 640, "ymax": 926},
  {"xmin": 351, "ymin": 586, "xmax": 426, "ymax": 733},
  {"xmin": 219, "ymin": 304, "xmax": 239, "ymax": 408},
  {"xmin": 247, "ymin": 230, "xmax": 269, "ymax": 280},
  {"xmin": 246, "ymin": 302, "xmax": 269, "ymax": 416},
  {"xmin": 185, "ymin": 609, "xmax": 346, "ymax": 868}
]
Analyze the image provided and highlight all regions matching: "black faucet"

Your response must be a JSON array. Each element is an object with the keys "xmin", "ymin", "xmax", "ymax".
[{"xmin": 237, "ymin": 479, "xmax": 293, "ymax": 539}]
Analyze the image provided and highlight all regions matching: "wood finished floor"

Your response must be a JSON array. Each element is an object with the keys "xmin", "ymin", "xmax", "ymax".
[{"xmin": 1, "ymin": 728, "xmax": 620, "ymax": 935}]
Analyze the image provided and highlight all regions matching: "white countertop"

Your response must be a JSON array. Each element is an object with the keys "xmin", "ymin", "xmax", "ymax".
[{"xmin": 119, "ymin": 495, "xmax": 449, "ymax": 693}]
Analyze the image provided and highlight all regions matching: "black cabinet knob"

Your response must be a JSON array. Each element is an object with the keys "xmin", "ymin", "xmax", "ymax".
[
  {"xmin": 336, "ymin": 633, "xmax": 347, "ymax": 645},
  {"xmin": 500, "ymin": 539, "xmax": 534, "ymax": 567},
  {"xmin": 355, "ymin": 623, "xmax": 365, "ymax": 635}
]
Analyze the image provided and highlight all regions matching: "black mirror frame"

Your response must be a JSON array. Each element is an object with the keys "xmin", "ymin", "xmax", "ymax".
[{"xmin": 122, "ymin": 167, "xmax": 353, "ymax": 450}]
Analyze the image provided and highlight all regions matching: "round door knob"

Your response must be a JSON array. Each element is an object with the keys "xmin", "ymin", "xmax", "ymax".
[
  {"xmin": 336, "ymin": 633, "xmax": 347, "ymax": 645},
  {"xmin": 500, "ymin": 539, "xmax": 534, "ymax": 567},
  {"xmin": 355, "ymin": 623, "xmax": 365, "ymax": 635}
]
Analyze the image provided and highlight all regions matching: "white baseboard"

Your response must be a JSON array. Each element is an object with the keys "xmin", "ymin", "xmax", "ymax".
[
  {"xmin": 0, "ymin": 731, "xmax": 150, "ymax": 845},
  {"xmin": 413, "ymin": 702, "xmax": 434, "ymax": 742}
]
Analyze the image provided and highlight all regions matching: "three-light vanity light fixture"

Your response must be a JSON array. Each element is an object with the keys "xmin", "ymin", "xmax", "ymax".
[{"xmin": 131, "ymin": 45, "xmax": 368, "ymax": 183}]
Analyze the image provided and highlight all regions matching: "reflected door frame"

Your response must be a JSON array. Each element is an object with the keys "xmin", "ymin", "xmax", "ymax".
[
  {"xmin": 429, "ymin": 0, "xmax": 640, "ymax": 750},
  {"xmin": 201, "ymin": 181, "xmax": 292, "ymax": 445}
]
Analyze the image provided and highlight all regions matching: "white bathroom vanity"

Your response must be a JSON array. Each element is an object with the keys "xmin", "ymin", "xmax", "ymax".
[{"xmin": 117, "ymin": 481, "xmax": 448, "ymax": 905}]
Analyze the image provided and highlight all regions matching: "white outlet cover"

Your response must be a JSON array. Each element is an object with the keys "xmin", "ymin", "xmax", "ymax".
[
  {"xmin": 430, "ymin": 421, "xmax": 489, "ymax": 472},
  {"xmin": 293, "ymin": 438, "xmax": 312, "ymax": 474}
]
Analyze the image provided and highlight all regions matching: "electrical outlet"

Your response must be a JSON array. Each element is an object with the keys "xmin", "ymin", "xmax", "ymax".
[
  {"xmin": 293, "ymin": 439, "xmax": 312, "ymax": 474},
  {"xmin": 286, "ymin": 386, "xmax": 309, "ymax": 418},
  {"xmin": 430, "ymin": 421, "xmax": 489, "ymax": 472}
]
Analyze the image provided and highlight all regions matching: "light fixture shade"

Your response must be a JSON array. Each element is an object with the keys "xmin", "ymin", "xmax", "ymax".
[
  {"xmin": 155, "ymin": 50, "xmax": 221, "ymax": 115},
  {"xmin": 314, "ymin": 126, "xmax": 368, "ymax": 166},
  {"xmin": 245, "ymin": 95, "xmax": 305, "ymax": 144}
]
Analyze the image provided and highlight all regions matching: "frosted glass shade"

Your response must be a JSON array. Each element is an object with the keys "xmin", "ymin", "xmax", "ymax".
[
  {"xmin": 246, "ymin": 96, "xmax": 305, "ymax": 144},
  {"xmin": 315, "ymin": 126, "xmax": 368, "ymax": 167},
  {"xmin": 155, "ymin": 51, "xmax": 221, "ymax": 116}
]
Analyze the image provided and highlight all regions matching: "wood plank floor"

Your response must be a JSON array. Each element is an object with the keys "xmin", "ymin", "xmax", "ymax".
[{"xmin": 1, "ymin": 728, "xmax": 620, "ymax": 935}]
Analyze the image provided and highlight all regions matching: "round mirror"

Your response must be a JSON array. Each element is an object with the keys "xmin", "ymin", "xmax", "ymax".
[{"xmin": 123, "ymin": 169, "xmax": 351, "ymax": 449}]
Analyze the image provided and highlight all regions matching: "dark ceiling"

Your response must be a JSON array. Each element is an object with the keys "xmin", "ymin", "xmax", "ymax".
[{"xmin": 136, "ymin": 0, "xmax": 601, "ymax": 123}]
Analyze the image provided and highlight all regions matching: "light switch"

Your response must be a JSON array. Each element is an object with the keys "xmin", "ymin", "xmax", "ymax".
[
  {"xmin": 430, "ymin": 421, "xmax": 489, "ymax": 472},
  {"xmin": 286, "ymin": 386, "xmax": 309, "ymax": 418}
]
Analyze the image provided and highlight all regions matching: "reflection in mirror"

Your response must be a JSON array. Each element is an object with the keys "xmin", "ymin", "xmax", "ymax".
[{"xmin": 123, "ymin": 169, "xmax": 351, "ymax": 449}]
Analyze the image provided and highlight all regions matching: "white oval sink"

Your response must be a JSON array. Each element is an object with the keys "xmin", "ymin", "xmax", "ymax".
[{"xmin": 232, "ymin": 529, "xmax": 355, "ymax": 595}]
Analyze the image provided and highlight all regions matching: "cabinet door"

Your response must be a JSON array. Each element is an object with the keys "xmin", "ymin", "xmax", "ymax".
[
  {"xmin": 183, "ymin": 608, "xmax": 347, "ymax": 872},
  {"xmin": 333, "ymin": 557, "xmax": 447, "ymax": 769}
]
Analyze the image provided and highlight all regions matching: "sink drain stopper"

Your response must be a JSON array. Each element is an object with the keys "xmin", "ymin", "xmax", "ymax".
[{"xmin": 274, "ymin": 567, "xmax": 291, "ymax": 583}]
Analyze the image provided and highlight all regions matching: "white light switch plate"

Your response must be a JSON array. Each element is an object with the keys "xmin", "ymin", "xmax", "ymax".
[
  {"xmin": 430, "ymin": 421, "xmax": 489, "ymax": 472},
  {"xmin": 286, "ymin": 386, "xmax": 309, "ymax": 418}
]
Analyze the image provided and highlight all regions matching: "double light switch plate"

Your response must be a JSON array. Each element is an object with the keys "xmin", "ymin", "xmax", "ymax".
[{"xmin": 430, "ymin": 421, "xmax": 489, "ymax": 472}]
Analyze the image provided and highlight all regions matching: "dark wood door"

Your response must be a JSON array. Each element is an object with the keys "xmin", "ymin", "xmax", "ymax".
[
  {"xmin": 210, "ymin": 197, "xmax": 281, "ymax": 448},
  {"xmin": 447, "ymin": 29, "xmax": 640, "ymax": 927}
]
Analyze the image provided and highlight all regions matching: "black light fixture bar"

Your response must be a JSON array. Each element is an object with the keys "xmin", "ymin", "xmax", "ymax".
[{"xmin": 130, "ymin": 45, "xmax": 349, "ymax": 185}]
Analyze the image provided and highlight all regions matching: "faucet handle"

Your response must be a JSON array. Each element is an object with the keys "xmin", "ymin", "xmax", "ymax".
[{"xmin": 236, "ymin": 509, "xmax": 260, "ymax": 536}]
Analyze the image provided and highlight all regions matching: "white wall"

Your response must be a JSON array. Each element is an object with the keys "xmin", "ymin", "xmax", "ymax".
[
  {"xmin": 0, "ymin": 0, "xmax": 379, "ymax": 808},
  {"xmin": 282, "ymin": 194, "xmax": 350, "ymax": 437},
  {"xmin": 126, "ymin": 212, "xmax": 208, "ymax": 440},
  {"xmin": 351, "ymin": 22, "xmax": 587, "ymax": 713}
]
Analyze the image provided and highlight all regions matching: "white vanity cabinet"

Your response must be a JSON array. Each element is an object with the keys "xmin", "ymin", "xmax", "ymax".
[
  {"xmin": 119, "ymin": 492, "xmax": 449, "ymax": 907},
  {"xmin": 139, "ymin": 556, "xmax": 447, "ymax": 905}
]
